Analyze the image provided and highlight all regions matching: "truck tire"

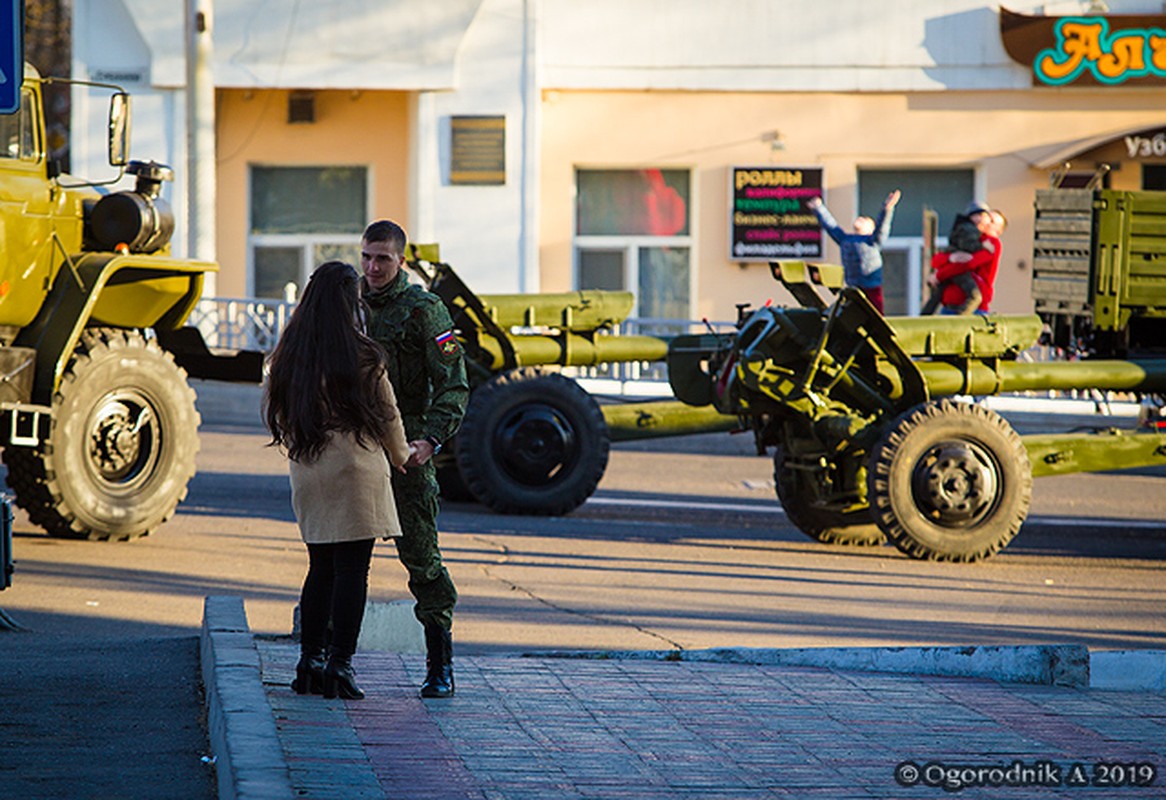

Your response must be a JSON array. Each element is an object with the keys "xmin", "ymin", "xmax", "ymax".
[
  {"xmin": 3, "ymin": 329, "xmax": 200, "ymax": 540},
  {"xmin": 867, "ymin": 399, "xmax": 1032, "ymax": 562},
  {"xmin": 456, "ymin": 368, "xmax": 609, "ymax": 515},
  {"xmin": 773, "ymin": 448, "xmax": 885, "ymax": 546}
]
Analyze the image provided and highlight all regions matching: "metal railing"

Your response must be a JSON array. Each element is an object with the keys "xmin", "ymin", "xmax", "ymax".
[
  {"xmin": 187, "ymin": 297, "xmax": 296, "ymax": 354},
  {"xmin": 188, "ymin": 296, "xmax": 718, "ymax": 388}
]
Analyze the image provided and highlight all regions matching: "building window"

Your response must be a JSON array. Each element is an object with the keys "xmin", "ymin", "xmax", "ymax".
[
  {"xmin": 1142, "ymin": 165, "xmax": 1166, "ymax": 191},
  {"xmin": 858, "ymin": 168, "xmax": 975, "ymax": 315},
  {"xmin": 574, "ymin": 168, "xmax": 692, "ymax": 321},
  {"xmin": 249, "ymin": 166, "xmax": 367, "ymax": 298}
]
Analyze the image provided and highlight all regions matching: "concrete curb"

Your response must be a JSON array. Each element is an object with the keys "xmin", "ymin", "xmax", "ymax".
[
  {"xmin": 527, "ymin": 644, "xmax": 1093, "ymax": 687},
  {"xmin": 1090, "ymin": 649, "xmax": 1166, "ymax": 690},
  {"xmin": 358, "ymin": 599, "xmax": 425, "ymax": 653},
  {"xmin": 200, "ymin": 596, "xmax": 294, "ymax": 800}
]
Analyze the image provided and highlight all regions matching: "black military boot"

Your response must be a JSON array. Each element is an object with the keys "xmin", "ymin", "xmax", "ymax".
[
  {"xmin": 322, "ymin": 651, "xmax": 365, "ymax": 700},
  {"xmin": 420, "ymin": 624, "xmax": 454, "ymax": 698},
  {"xmin": 291, "ymin": 647, "xmax": 326, "ymax": 695}
]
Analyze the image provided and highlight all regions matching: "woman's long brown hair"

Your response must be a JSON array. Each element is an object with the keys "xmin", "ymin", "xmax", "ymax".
[{"xmin": 263, "ymin": 261, "xmax": 396, "ymax": 463}]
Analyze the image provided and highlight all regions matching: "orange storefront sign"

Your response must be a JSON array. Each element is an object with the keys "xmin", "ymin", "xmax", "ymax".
[{"xmin": 1001, "ymin": 6, "xmax": 1166, "ymax": 86}]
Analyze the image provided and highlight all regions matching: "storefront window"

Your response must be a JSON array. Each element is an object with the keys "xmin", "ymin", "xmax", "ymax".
[
  {"xmin": 578, "ymin": 249, "xmax": 625, "ymax": 291},
  {"xmin": 858, "ymin": 168, "xmax": 975, "ymax": 315},
  {"xmin": 249, "ymin": 166, "xmax": 367, "ymax": 298},
  {"xmin": 575, "ymin": 168, "xmax": 692, "ymax": 321},
  {"xmin": 1142, "ymin": 165, "xmax": 1166, "ymax": 190},
  {"xmin": 638, "ymin": 247, "xmax": 690, "ymax": 321}
]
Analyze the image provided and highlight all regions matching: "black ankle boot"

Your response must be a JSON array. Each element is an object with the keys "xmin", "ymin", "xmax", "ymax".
[
  {"xmin": 322, "ymin": 653, "xmax": 365, "ymax": 700},
  {"xmin": 420, "ymin": 624, "xmax": 454, "ymax": 698},
  {"xmin": 291, "ymin": 648, "xmax": 327, "ymax": 695}
]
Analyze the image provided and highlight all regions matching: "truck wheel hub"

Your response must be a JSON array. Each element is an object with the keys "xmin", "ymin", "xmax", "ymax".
[
  {"xmin": 911, "ymin": 441, "xmax": 998, "ymax": 526},
  {"xmin": 88, "ymin": 397, "xmax": 157, "ymax": 484},
  {"xmin": 494, "ymin": 405, "xmax": 575, "ymax": 485}
]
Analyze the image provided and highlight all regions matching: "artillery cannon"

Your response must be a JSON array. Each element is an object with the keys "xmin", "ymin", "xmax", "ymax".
[
  {"xmin": 404, "ymin": 244, "xmax": 736, "ymax": 516},
  {"xmin": 668, "ymin": 261, "xmax": 1166, "ymax": 561}
]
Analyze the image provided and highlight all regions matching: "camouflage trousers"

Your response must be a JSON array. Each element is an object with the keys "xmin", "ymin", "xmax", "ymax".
[{"xmin": 391, "ymin": 462, "xmax": 458, "ymax": 631}]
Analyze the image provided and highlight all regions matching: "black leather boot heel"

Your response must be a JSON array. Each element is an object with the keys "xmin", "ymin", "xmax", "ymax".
[
  {"xmin": 291, "ymin": 649, "xmax": 326, "ymax": 695},
  {"xmin": 323, "ymin": 655, "xmax": 365, "ymax": 700}
]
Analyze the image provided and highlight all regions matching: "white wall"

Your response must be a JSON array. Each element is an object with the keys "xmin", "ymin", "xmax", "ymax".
[
  {"xmin": 414, "ymin": 0, "xmax": 537, "ymax": 293},
  {"xmin": 540, "ymin": 0, "xmax": 1166, "ymax": 91}
]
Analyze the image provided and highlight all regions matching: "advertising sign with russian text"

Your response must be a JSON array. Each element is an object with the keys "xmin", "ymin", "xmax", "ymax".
[{"xmin": 729, "ymin": 166, "xmax": 823, "ymax": 262}]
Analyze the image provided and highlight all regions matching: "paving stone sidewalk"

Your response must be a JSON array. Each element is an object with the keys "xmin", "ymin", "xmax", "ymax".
[{"xmin": 255, "ymin": 639, "xmax": 1165, "ymax": 799}]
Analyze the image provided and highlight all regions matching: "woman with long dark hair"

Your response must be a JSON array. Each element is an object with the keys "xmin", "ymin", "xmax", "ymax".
[{"xmin": 264, "ymin": 261, "xmax": 412, "ymax": 699}]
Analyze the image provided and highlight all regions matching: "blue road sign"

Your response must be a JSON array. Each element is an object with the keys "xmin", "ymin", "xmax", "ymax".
[{"xmin": 0, "ymin": 0, "xmax": 23, "ymax": 114}]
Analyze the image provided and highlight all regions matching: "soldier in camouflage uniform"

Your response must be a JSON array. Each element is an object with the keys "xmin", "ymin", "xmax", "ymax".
[{"xmin": 360, "ymin": 220, "xmax": 469, "ymax": 698}]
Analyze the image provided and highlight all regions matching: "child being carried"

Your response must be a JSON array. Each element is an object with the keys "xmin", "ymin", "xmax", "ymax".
[{"xmin": 922, "ymin": 202, "xmax": 996, "ymax": 315}]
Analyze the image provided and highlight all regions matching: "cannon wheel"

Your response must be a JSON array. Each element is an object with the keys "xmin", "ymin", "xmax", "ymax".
[
  {"xmin": 773, "ymin": 448, "xmax": 885, "ymax": 546},
  {"xmin": 3, "ymin": 328, "xmax": 200, "ymax": 540},
  {"xmin": 456, "ymin": 367, "xmax": 609, "ymax": 515},
  {"xmin": 867, "ymin": 399, "xmax": 1032, "ymax": 562}
]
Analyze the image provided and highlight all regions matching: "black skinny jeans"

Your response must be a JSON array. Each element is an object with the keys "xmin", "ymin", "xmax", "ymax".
[{"xmin": 300, "ymin": 538, "xmax": 375, "ymax": 658}]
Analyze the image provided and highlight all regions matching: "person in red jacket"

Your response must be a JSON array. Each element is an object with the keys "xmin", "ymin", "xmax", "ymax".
[{"xmin": 929, "ymin": 205, "xmax": 1006, "ymax": 314}]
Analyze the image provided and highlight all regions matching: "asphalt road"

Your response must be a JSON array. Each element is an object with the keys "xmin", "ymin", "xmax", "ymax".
[
  {"xmin": 0, "ymin": 405, "xmax": 1164, "ymax": 798},
  {"xmin": 0, "ymin": 635, "xmax": 216, "ymax": 800}
]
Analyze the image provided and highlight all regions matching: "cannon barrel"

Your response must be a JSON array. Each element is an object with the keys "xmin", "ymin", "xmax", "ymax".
[
  {"xmin": 882, "ymin": 312, "xmax": 1166, "ymax": 397},
  {"xmin": 474, "ymin": 332, "xmax": 668, "ymax": 370},
  {"xmin": 885, "ymin": 314, "xmax": 1045, "ymax": 357},
  {"xmin": 474, "ymin": 290, "xmax": 635, "ymax": 332},
  {"xmin": 602, "ymin": 399, "xmax": 740, "ymax": 442},
  {"xmin": 916, "ymin": 358, "xmax": 1166, "ymax": 397}
]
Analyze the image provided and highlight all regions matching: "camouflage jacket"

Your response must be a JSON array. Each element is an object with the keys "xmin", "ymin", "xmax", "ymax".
[{"xmin": 363, "ymin": 270, "xmax": 469, "ymax": 444}]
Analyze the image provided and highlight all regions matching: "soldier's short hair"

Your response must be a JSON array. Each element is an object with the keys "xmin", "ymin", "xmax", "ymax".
[{"xmin": 362, "ymin": 220, "xmax": 407, "ymax": 254}]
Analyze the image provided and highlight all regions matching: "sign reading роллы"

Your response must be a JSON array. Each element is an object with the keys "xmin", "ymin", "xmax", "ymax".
[
  {"xmin": 729, "ymin": 166, "xmax": 823, "ymax": 262},
  {"xmin": 0, "ymin": 0, "xmax": 23, "ymax": 114}
]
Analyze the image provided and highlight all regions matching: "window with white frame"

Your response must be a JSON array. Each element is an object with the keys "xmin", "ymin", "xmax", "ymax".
[
  {"xmin": 574, "ymin": 168, "xmax": 692, "ymax": 323},
  {"xmin": 249, "ymin": 166, "xmax": 367, "ymax": 299},
  {"xmin": 858, "ymin": 168, "xmax": 975, "ymax": 315}
]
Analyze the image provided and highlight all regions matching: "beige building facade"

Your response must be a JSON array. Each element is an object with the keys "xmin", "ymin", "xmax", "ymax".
[{"xmin": 540, "ymin": 87, "xmax": 1166, "ymax": 319}]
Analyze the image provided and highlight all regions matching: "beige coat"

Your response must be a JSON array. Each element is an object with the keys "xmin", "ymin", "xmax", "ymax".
[{"xmin": 289, "ymin": 372, "xmax": 410, "ymax": 544}]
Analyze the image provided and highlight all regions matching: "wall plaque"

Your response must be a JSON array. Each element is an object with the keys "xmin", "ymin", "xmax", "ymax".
[{"xmin": 450, "ymin": 115, "xmax": 505, "ymax": 185}]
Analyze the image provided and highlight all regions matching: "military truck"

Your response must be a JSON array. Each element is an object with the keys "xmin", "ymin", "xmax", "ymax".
[
  {"xmin": 0, "ymin": 64, "xmax": 260, "ymax": 542},
  {"xmin": 1032, "ymin": 187, "xmax": 1166, "ymax": 359}
]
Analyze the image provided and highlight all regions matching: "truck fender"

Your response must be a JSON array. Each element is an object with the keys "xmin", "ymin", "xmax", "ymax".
[{"xmin": 12, "ymin": 253, "xmax": 211, "ymax": 404}]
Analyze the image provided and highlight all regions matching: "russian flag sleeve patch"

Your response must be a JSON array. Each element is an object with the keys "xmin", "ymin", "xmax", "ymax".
[{"xmin": 435, "ymin": 329, "xmax": 460, "ymax": 356}]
